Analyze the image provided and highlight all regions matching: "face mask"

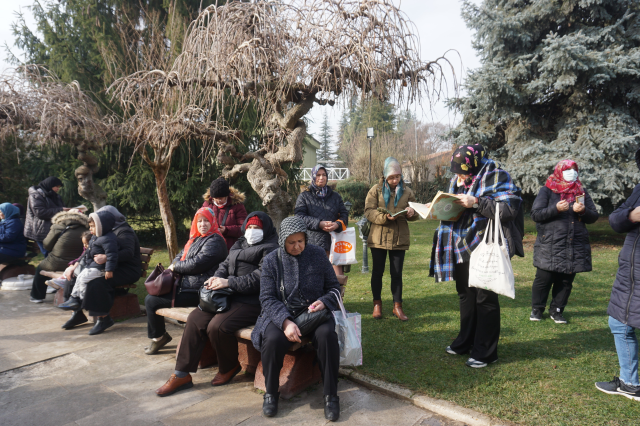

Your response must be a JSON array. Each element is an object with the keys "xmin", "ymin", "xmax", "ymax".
[
  {"xmin": 213, "ymin": 200, "xmax": 227, "ymax": 207},
  {"xmin": 562, "ymin": 169, "xmax": 578, "ymax": 182},
  {"xmin": 245, "ymin": 228, "xmax": 264, "ymax": 245}
]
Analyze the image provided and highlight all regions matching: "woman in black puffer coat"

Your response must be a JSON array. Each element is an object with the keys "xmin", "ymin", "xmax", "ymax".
[
  {"xmin": 144, "ymin": 207, "xmax": 227, "ymax": 353},
  {"xmin": 530, "ymin": 160, "xmax": 598, "ymax": 324},
  {"xmin": 154, "ymin": 212, "xmax": 279, "ymax": 396},
  {"xmin": 295, "ymin": 165, "xmax": 348, "ymax": 275},
  {"xmin": 24, "ymin": 176, "xmax": 66, "ymax": 256}
]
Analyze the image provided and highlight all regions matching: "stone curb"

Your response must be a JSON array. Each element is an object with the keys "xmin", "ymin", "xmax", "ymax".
[{"xmin": 338, "ymin": 368, "xmax": 518, "ymax": 426}]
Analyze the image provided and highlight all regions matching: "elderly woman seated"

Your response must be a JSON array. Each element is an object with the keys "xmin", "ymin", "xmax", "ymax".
[
  {"xmin": 251, "ymin": 216, "xmax": 342, "ymax": 421},
  {"xmin": 0, "ymin": 203, "xmax": 27, "ymax": 264},
  {"xmin": 144, "ymin": 207, "xmax": 228, "ymax": 354},
  {"xmin": 155, "ymin": 212, "xmax": 279, "ymax": 396}
]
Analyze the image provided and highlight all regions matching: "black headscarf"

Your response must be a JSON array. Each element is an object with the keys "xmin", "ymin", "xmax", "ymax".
[
  {"xmin": 38, "ymin": 176, "xmax": 63, "ymax": 193},
  {"xmin": 450, "ymin": 144, "xmax": 486, "ymax": 176}
]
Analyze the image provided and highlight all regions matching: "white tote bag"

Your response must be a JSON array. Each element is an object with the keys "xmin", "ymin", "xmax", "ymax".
[
  {"xmin": 329, "ymin": 228, "xmax": 358, "ymax": 265},
  {"xmin": 331, "ymin": 290, "xmax": 363, "ymax": 367},
  {"xmin": 468, "ymin": 203, "xmax": 516, "ymax": 299}
]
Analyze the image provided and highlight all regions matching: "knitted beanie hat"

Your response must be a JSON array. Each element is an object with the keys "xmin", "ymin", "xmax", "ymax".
[
  {"xmin": 245, "ymin": 215, "xmax": 263, "ymax": 229},
  {"xmin": 209, "ymin": 178, "xmax": 230, "ymax": 198},
  {"xmin": 278, "ymin": 216, "xmax": 308, "ymax": 248}
]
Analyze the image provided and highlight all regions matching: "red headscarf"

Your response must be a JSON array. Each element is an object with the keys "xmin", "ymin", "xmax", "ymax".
[
  {"xmin": 181, "ymin": 207, "xmax": 224, "ymax": 261},
  {"xmin": 545, "ymin": 159, "xmax": 584, "ymax": 203}
]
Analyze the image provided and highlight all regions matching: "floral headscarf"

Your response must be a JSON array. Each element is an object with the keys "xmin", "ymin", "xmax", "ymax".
[
  {"xmin": 450, "ymin": 144, "xmax": 486, "ymax": 175},
  {"xmin": 310, "ymin": 165, "xmax": 328, "ymax": 198},
  {"xmin": 545, "ymin": 160, "xmax": 584, "ymax": 203},
  {"xmin": 382, "ymin": 157, "xmax": 404, "ymax": 207},
  {"xmin": 181, "ymin": 207, "xmax": 224, "ymax": 260}
]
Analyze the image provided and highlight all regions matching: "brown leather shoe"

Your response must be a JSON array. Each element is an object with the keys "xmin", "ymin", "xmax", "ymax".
[
  {"xmin": 156, "ymin": 374, "xmax": 193, "ymax": 397},
  {"xmin": 372, "ymin": 300, "xmax": 382, "ymax": 319},
  {"xmin": 392, "ymin": 303, "xmax": 408, "ymax": 321},
  {"xmin": 211, "ymin": 363, "xmax": 242, "ymax": 386}
]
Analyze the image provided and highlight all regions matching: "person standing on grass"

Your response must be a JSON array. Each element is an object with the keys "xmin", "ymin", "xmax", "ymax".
[
  {"xmin": 530, "ymin": 160, "xmax": 598, "ymax": 324},
  {"xmin": 595, "ymin": 149, "xmax": 640, "ymax": 402},
  {"xmin": 433, "ymin": 144, "xmax": 523, "ymax": 368},
  {"xmin": 295, "ymin": 164, "xmax": 349, "ymax": 276},
  {"xmin": 202, "ymin": 177, "xmax": 248, "ymax": 251},
  {"xmin": 364, "ymin": 157, "xmax": 418, "ymax": 321}
]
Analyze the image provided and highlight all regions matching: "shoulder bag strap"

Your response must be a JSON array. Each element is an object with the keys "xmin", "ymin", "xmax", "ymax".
[
  {"xmin": 277, "ymin": 248, "xmax": 288, "ymax": 306},
  {"xmin": 221, "ymin": 206, "xmax": 230, "ymax": 227}
]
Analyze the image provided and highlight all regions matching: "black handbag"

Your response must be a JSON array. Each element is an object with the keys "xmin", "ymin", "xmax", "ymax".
[
  {"xmin": 199, "ymin": 286, "xmax": 234, "ymax": 314},
  {"xmin": 277, "ymin": 249, "xmax": 332, "ymax": 337}
]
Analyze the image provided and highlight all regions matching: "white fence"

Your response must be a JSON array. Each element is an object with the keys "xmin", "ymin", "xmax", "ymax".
[{"xmin": 300, "ymin": 168, "xmax": 350, "ymax": 181}]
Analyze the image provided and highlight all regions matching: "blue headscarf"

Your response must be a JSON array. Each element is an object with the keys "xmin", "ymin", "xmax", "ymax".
[
  {"xmin": 382, "ymin": 157, "xmax": 404, "ymax": 207},
  {"xmin": 310, "ymin": 165, "xmax": 328, "ymax": 198},
  {"xmin": 0, "ymin": 203, "xmax": 20, "ymax": 221}
]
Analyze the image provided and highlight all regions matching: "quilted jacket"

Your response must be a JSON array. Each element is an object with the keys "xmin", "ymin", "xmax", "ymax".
[
  {"xmin": 172, "ymin": 233, "xmax": 228, "ymax": 293},
  {"xmin": 294, "ymin": 187, "xmax": 348, "ymax": 251}
]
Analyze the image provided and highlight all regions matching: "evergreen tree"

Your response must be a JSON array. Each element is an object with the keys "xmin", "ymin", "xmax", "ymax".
[
  {"xmin": 454, "ymin": 0, "xmax": 640, "ymax": 208},
  {"xmin": 318, "ymin": 110, "xmax": 334, "ymax": 164}
]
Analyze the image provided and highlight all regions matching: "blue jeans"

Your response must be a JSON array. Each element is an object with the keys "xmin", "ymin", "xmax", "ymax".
[
  {"xmin": 36, "ymin": 241, "xmax": 48, "ymax": 258},
  {"xmin": 609, "ymin": 316, "xmax": 640, "ymax": 387}
]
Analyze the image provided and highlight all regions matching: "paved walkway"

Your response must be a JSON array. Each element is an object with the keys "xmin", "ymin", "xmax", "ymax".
[{"xmin": 0, "ymin": 290, "xmax": 466, "ymax": 426}]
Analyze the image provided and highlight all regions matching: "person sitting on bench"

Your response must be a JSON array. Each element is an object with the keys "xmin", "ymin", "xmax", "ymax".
[
  {"xmin": 145, "ymin": 207, "xmax": 228, "ymax": 355},
  {"xmin": 155, "ymin": 211, "xmax": 278, "ymax": 397},
  {"xmin": 58, "ymin": 211, "xmax": 119, "ymax": 310},
  {"xmin": 46, "ymin": 231, "xmax": 92, "ymax": 291},
  {"xmin": 251, "ymin": 216, "xmax": 342, "ymax": 421},
  {"xmin": 0, "ymin": 203, "xmax": 27, "ymax": 265}
]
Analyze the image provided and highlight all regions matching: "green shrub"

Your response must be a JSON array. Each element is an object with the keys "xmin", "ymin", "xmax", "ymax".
[
  {"xmin": 335, "ymin": 180, "xmax": 370, "ymax": 217},
  {"xmin": 409, "ymin": 176, "xmax": 450, "ymax": 203}
]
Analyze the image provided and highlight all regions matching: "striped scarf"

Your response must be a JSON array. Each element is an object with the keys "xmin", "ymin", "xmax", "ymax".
[{"xmin": 434, "ymin": 158, "xmax": 521, "ymax": 282}]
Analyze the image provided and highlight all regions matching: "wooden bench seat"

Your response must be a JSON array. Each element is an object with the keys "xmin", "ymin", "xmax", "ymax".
[{"xmin": 156, "ymin": 306, "xmax": 321, "ymax": 399}]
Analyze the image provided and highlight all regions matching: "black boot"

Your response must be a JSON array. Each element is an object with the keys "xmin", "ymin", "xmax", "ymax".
[
  {"xmin": 62, "ymin": 310, "xmax": 88, "ymax": 330},
  {"xmin": 324, "ymin": 395, "xmax": 340, "ymax": 421},
  {"xmin": 58, "ymin": 297, "xmax": 81, "ymax": 311},
  {"xmin": 262, "ymin": 392, "xmax": 279, "ymax": 417},
  {"xmin": 89, "ymin": 315, "xmax": 115, "ymax": 335}
]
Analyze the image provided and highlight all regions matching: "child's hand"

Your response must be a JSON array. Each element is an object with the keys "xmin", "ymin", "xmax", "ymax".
[{"xmin": 105, "ymin": 271, "xmax": 113, "ymax": 280}]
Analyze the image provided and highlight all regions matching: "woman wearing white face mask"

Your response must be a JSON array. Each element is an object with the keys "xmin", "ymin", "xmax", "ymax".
[
  {"xmin": 530, "ymin": 160, "xmax": 599, "ymax": 324},
  {"xmin": 155, "ymin": 212, "xmax": 279, "ymax": 396}
]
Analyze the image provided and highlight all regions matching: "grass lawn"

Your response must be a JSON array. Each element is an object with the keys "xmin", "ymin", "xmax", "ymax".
[{"xmin": 112, "ymin": 219, "xmax": 637, "ymax": 425}]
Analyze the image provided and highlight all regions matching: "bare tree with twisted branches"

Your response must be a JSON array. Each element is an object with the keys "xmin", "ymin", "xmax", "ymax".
[{"xmin": 112, "ymin": 0, "xmax": 457, "ymax": 230}]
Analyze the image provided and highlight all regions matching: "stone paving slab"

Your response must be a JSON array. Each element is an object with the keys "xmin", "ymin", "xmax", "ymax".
[{"xmin": 0, "ymin": 290, "xmax": 470, "ymax": 426}]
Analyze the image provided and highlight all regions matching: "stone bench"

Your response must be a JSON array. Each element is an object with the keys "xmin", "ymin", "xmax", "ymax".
[
  {"xmin": 156, "ymin": 306, "xmax": 321, "ymax": 399},
  {"xmin": 0, "ymin": 240, "xmax": 38, "ymax": 281},
  {"xmin": 42, "ymin": 247, "xmax": 154, "ymax": 320}
]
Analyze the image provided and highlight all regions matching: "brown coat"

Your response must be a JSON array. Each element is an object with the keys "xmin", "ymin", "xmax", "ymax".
[{"xmin": 364, "ymin": 179, "xmax": 419, "ymax": 251}]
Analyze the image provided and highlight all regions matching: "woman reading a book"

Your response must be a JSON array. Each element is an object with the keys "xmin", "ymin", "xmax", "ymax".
[
  {"xmin": 364, "ymin": 157, "xmax": 418, "ymax": 321},
  {"xmin": 432, "ymin": 144, "xmax": 523, "ymax": 368}
]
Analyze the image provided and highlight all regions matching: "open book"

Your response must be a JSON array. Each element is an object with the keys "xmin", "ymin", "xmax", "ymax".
[
  {"xmin": 69, "ymin": 205, "xmax": 88, "ymax": 213},
  {"xmin": 377, "ymin": 207, "xmax": 408, "ymax": 217},
  {"xmin": 409, "ymin": 191, "xmax": 467, "ymax": 221}
]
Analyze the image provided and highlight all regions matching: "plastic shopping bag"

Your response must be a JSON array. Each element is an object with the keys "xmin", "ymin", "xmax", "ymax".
[
  {"xmin": 330, "ymin": 228, "xmax": 358, "ymax": 265},
  {"xmin": 468, "ymin": 203, "xmax": 516, "ymax": 299},
  {"xmin": 331, "ymin": 290, "xmax": 363, "ymax": 367}
]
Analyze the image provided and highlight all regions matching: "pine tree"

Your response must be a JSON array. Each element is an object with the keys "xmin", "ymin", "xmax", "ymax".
[
  {"xmin": 454, "ymin": 0, "xmax": 640, "ymax": 208},
  {"xmin": 318, "ymin": 110, "xmax": 334, "ymax": 164}
]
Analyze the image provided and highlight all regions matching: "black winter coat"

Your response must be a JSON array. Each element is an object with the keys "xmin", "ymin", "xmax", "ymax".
[
  {"xmin": 531, "ymin": 186, "xmax": 598, "ymax": 274},
  {"xmin": 172, "ymin": 233, "xmax": 228, "ymax": 293},
  {"xmin": 24, "ymin": 186, "xmax": 64, "ymax": 241},
  {"xmin": 214, "ymin": 211, "xmax": 279, "ymax": 305},
  {"xmin": 294, "ymin": 187, "xmax": 348, "ymax": 251},
  {"xmin": 608, "ymin": 182, "xmax": 640, "ymax": 328}
]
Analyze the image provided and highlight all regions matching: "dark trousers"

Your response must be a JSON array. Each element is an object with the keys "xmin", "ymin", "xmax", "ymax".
[
  {"xmin": 531, "ymin": 268, "xmax": 576, "ymax": 313},
  {"xmin": 175, "ymin": 302, "xmax": 261, "ymax": 374},
  {"xmin": 0, "ymin": 253, "xmax": 23, "ymax": 264},
  {"xmin": 145, "ymin": 291, "xmax": 201, "ymax": 339},
  {"xmin": 64, "ymin": 277, "xmax": 76, "ymax": 300},
  {"xmin": 261, "ymin": 319, "xmax": 339, "ymax": 396},
  {"xmin": 30, "ymin": 265, "xmax": 49, "ymax": 300},
  {"xmin": 370, "ymin": 247, "xmax": 406, "ymax": 302},
  {"xmin": 450, "ymin": 262, "xmax": 500, "ymax": 363}
]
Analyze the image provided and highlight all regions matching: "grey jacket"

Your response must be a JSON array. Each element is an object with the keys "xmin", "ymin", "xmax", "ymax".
[{"xmin": 24, "ymin": 186, "xmax": 64, "ymax": 241}]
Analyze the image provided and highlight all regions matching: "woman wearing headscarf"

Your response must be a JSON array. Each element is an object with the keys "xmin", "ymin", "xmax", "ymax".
[
  {"xmin": 295, "ymin": 164, "xmax": 349, "ymax": 275},
  {"xmin": 364, "ymin": 157, "xmax": 418, "ymax": 321},
  {"xmin": 433, "ymin": 144, "xmax": 523, "ymax": 368},
  {"xmin": 144, "ymin": 207, "xmax": 228, "ymax": 354},
  {"xmin": 29, "ymin": 210, "xmax": 89, "ymax": 303},
  {"xmin": 155, "ymin": 212, "xmax": 279, "ymax": 396},
  {"xmin": 0, "ymin": 203, "xmax": 27, "ymax": 264},
  {"xmin": 24, "ymin": 176, "xmax": 66, "ymax": 256},
  {"xmin": 203, "ymin": 177, "xmax": 248, "ymax": 251},
  {"xmin": 251, "ymin": 216, "xmax": 341, "ymax": 421},
  {"xmin": 530, "ymin": 160, "xmax": 598, "ymax": 324}
]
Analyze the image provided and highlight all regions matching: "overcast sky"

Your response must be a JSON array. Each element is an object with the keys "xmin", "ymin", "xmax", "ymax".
[{"xmin": 0, "ymin": 0, "xmax": 482, "ymax": 144}]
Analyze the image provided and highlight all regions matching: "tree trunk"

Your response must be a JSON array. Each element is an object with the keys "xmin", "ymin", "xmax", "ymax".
[
  {"xmin": 152, "ymin": 164, "xmax": 180, "ymax": 259},
  {"xmin": 75, "ymin": 148, "xmax": 107, "ymax": 211}
]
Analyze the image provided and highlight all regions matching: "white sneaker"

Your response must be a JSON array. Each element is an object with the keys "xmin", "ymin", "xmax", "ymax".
[{"xmin": 46, "ymin": 286, "xmax": 57, "ymax": 294}]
